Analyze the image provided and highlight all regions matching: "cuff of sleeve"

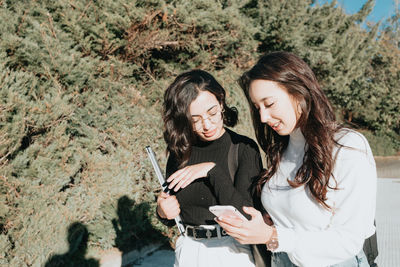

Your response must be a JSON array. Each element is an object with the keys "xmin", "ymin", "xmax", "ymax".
[
  {"xmin": 156, "ymin": 209, "xmax": 175, "ymax": 227},
  {"xmin": 275, "ymin": 226, "xmax": 295, "ymax": 253}
]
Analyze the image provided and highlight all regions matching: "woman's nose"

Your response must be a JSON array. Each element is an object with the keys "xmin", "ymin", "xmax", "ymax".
[
  {"xmin": 202, "ymin": 117, "xmax": 212, "ymax": 130},
  {"xmin": 259, "ymin": 108, "xmax": 271, "ymax": 123}
]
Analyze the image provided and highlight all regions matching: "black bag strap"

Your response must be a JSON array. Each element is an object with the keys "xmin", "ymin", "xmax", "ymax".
[
  {"xmin": 227, "ymin": 142, "xmax": 239, "ymax": 183},
  {"xmin": 363, "ymin": 221, "xmax": 378, "ymax": 266},
  {"xmin": 228, "ymin": 140, "xmax": 271, "ymax": 267}
]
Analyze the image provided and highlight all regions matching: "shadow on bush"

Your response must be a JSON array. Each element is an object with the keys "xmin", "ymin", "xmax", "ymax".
[
  {"xmin": 45, "ymin": 222, "xmax": 99, "ymax": 267},
  {"xmin": 112, "ymin": 195, "xmax": 169, "ymax": 265}
]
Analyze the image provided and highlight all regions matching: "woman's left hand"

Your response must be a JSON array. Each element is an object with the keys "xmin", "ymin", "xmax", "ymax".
[
  {"xmin": 167, "ymin": 162, "xmax": 215, "ymax": 191},
  {"xmin": 216, "ymin": 206, "xmax": 274, "ymax": 245}
]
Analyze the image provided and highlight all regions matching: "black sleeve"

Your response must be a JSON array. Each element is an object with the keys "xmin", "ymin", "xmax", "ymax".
[
  {"xmin": 165, "ymin": 152, "xmax": 179, "ymax": 179},
  {"xmin": 156, "ymin": 153, "xmax": 178, "ymax": 227},
  {"xmin": 207, "ymin": 140, "xmax": 263, "ymax": 219}
]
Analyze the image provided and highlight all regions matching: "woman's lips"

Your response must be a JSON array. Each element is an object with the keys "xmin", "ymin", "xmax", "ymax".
[
  {"xmin": 203, "ymin": 128, "xmax": 217, "ymax": 137},
  {"xmin": 270, "ymin": 121, "xmax": 281, "ymax": 131}
]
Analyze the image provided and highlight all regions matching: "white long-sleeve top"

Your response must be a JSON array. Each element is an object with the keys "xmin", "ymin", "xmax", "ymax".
[{"xmin": 261, "ymin": 128, "xmax": 377, "ymax": 267}]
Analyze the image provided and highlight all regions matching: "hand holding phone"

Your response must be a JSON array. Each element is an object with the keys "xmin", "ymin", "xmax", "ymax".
[{"xmin": 209, "ymin": 205, "xmax": 248, "ymax": 221}]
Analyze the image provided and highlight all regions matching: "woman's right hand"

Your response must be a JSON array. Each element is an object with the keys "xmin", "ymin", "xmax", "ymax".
[
  {"xmin": 157, "ymin": 191, "xmax": 181, "ymax": 220},
  {"xmin": 215, "ymin": 206, "xmax": 273, "ymax": 245}
]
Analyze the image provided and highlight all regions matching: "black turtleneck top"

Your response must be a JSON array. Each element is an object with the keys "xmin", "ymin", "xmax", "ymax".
[{"xmin": 160, "ymin": 128, "xmax": 262, "ymax": 226}]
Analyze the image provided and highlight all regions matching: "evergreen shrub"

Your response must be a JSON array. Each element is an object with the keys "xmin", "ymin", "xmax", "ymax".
[
  {"xmin": 0, "ymin": 0, "xmax": 398, "ymax": 265},
  {"xmin": 0, "ymin": 0, "xmax": 256, "ymax": 265}
]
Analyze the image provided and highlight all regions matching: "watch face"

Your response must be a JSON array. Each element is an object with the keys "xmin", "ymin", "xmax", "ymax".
[
  {"xmin": 267, "ymin": 227, "xmax": 279, "ymax": 251},
  {"xmin": 267, "ymin": 237, "xmax": 279, "ymax": 251}
]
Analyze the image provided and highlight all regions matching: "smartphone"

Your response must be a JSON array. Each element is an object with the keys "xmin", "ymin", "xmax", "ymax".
[{"xmin": 209, "ymin": 205, "xmax": 248, "ymax": 221}]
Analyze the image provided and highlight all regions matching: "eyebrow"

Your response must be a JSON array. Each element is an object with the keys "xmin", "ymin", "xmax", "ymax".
[
  {"xmin": 252, "ymin": 97, "xmax": 273, "ymax": 105},
  {"xmin": 260, "ymin": 97, "xmax": 273, "ymax": 101},
  {"xmin": 191, "ymin": 105, "xmax": 218, "ymax": 117}
]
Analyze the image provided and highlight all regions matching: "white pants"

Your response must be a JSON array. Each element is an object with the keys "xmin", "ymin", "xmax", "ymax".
[{"xmin": 174, "ymin": 235, "xmax": 255, "ymax": 267}]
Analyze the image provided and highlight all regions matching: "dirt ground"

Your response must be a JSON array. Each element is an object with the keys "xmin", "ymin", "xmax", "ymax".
[{"xmin": 374, "ymin": 156, "xmax": 400, "ymax": 178}]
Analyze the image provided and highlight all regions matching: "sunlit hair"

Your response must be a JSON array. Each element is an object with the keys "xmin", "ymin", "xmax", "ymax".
[
  {"xmin": 163, "ymin": 69, "xmax": 238, "ymax": 167},
  {"xmin": 239, "ymin": 51, "xmax": 341, "ymax": 209}
]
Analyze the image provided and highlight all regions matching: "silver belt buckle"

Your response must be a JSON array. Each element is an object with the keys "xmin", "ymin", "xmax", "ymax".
[
  {"xmin": 193, "ymin": 228, "xmax": 199, "ymax": 240},
  {"xmin": 185, "ymin": 225, "xmax": 196, "ymax": 240},
  {"xmin": 206, "ymin": 229, "xmax": 212, "ymax": 239},
  {"xmin": 186, "ymin": 225, "xmax": 217, "ymax": 240},
  {"xmin": 189, "ymin": 225, "xmax": 201, "ymax": 240}
]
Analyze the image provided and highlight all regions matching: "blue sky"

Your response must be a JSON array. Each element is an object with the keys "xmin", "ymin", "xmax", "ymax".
[{"xmin": 317, "ymin": 0, "xmax": 397, "ymax": 23}]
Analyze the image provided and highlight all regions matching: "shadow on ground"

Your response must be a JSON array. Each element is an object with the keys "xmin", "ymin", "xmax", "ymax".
[{"xmin": 112, "ymin": 195, "xmax": 169, "ymax": 266}]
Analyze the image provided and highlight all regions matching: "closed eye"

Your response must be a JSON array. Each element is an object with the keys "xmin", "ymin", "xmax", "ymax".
[
  {"xmin": 208, "ymin": 106, "xmax": 218, "ymax": 114},
  {"xmin": 265, "ymin": 102, "xmax": 274, "ymax": 108}
]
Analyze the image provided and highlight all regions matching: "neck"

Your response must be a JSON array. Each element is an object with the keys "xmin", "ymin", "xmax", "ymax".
[
  {"xmin": 285, "ymin": 128, "xmax": 306, "ymax": 160},
  {"xmin": 195, "ymin": 128, "xmax": 228, "ymax": 147},
  {"xmin": 289, "ymin": 128, "xmax": 306, "ymax": 148}
]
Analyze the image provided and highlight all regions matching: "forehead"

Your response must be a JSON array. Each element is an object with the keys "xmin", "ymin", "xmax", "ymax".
[
  {"xmin": 189, "ymin": 90, "xmax": 219, "ymax": 115},
  {"xmin": 249, "ymin": 80, "xmax": 289, "ymax": 102}
]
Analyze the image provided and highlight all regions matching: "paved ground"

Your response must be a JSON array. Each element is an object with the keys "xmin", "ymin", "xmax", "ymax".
[
  {"xmin": 132, "ymin": 249, "xmax": 174, "ymax": 267},
  {"xmin": 375, "ymin": 178, "xmax": 400, "ymax": 267}
]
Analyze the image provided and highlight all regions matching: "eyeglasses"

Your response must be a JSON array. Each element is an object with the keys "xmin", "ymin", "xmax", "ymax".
[{"xmin": 191, "ymin": 107, "xmax": 222, "ymax": 131}]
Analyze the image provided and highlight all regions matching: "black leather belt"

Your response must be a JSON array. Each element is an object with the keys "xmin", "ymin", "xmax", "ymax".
[{"xmin": 185, "ymin": 225, "xmax": 228, "ymax": 240}]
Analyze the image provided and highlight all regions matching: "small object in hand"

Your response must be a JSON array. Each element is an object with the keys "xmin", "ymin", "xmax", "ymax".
[
  {"xmin": 266, "ymin": 226, "xmax": 279, "ymax": 251},
  {"xmin": 209, "ymin": 205, "xmax": 248, "ymax": 221}
]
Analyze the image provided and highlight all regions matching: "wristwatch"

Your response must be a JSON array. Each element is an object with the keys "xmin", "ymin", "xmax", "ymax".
[{"xmin": 266, "ymin": 226, "xmax": 279, "ymax": 251}]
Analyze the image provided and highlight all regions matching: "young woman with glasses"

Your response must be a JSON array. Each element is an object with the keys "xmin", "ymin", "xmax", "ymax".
[
  {"xmin": 216, "ymin": 52, "xmax": 377, "ymax": 267},
  {"xmin": 156, "ymin": 69, "xmax": 263, "ymax": 267}
]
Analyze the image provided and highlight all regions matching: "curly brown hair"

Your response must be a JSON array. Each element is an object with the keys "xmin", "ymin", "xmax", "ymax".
[
  {"xmin": 239, "ymin": 51, "xmax": 341, "ymax": 209},
  {"xmin": 163, "ymin": 69, "xmax": 238, "ymax": 167}
]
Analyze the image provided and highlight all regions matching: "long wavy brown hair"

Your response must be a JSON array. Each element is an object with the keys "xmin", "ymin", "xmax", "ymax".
[
  {"xmin": 163, "ymin": 69, "xmax": 238, "ymax": 167},
  {"xmin": 239, "ymin": 52, "xmax": 341, "ymax": 209}
]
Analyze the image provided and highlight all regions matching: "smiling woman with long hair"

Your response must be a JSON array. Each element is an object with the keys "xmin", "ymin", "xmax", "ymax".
[
  {"xmin": 216, "ymin": 52, "xmax": 377, "ymax": 267},
  {"xmin": 156, "ymin": 69, "xmax": 263, "ymax": 267}
]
